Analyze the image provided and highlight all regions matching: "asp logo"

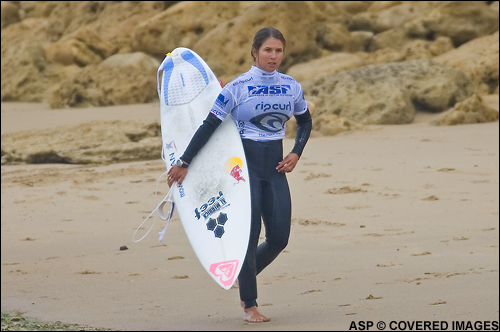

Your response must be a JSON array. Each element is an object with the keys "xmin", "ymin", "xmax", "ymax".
[
  {"xmin": 248, "ymin": 85, "xmax": 291, "ymax": 95},
  {"xmin": 215, "ymin": 93, "xmax": 229, "ymax": 109}
]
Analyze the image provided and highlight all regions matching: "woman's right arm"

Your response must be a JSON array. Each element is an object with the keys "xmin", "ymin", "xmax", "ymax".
[{"xmin": 167, "ymin": 113, "xmax": 222, "ymax": 186}]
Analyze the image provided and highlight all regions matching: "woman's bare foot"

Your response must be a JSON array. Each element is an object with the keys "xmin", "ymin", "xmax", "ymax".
[{"xmin": 243, "ymin": 306, "xmax": 270, "ymax": 323}]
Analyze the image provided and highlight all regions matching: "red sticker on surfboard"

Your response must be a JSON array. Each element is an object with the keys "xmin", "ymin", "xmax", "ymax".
[
  {"xmin": 209, "ymin": 260, "xmax": 239, "ymax": 287},
  {"xmin": 224, "ymin": 157, "xmax": 246, "ymax": 184}
]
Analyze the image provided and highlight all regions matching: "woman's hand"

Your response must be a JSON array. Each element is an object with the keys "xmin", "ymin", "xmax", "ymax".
[
  {"xmin": 167, "ymin": 165, "xmax": 188, "ymax": 187},
  {"xmin": 276, "ymin": 153, "xmax": 300, "ymax": 173}
]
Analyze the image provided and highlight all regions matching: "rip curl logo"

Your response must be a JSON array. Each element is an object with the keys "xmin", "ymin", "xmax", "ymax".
[
  {"xmin": 250, "ymin": 112, "xmax": 290, "ymax": 133},
  {"xmin": 209, "ymin": 260, "xmax": 239, "ymax": 287},
  {"xmin": 255, "ymin": 101, "xmax": 291, "ymax": 112},
  {"xmin": 224, "ymin": 157, "xmax": 246, "ymax": 184}
]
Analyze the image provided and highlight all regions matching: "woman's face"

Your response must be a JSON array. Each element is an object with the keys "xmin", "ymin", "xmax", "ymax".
[{"xmin": 254, "ymin": 37, "xmax": 284, "ymax": 72}]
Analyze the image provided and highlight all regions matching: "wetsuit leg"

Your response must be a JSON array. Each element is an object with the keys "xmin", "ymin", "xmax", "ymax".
[
  {"xmin": 238, "ymin": 139, "xmax": 292, "ymax": 309},
  {"xmin": 256, "ymin": 171, "xmax": 291, "ymax": 275}
]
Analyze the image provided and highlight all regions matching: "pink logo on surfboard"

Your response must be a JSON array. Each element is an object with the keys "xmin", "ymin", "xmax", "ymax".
[{"xmin": 209, "ymin": 260, "xmax": 239, "ymax": 287}]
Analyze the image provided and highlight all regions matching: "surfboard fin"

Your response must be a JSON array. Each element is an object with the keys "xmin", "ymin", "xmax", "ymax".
[{"xmin": 158, "ymin": 195, "xmax": 175, "ymax": 242}]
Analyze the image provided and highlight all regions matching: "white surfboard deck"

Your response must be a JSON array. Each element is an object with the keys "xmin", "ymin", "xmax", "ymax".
[{"xmin": 157, "ymin": 47, "xmax": 251, "ymax": 290}]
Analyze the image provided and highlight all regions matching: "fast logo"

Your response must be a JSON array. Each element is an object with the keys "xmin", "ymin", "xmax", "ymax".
[
  {"xmin": 194, "ymin": 191, "xmax": 229, "ymax": 220},
  {"xmin": 248, "ymin": 84, "xmax": 291, "ymax": 95}
]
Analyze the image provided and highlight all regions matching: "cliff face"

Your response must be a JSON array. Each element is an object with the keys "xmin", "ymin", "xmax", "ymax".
[
  {"xmin": 1, "ymin": 1, "xmax": 498, "ymax": 122},
  {"xmin": 0, "ymin": 1, "xmax": 498, "ymax": 165}
]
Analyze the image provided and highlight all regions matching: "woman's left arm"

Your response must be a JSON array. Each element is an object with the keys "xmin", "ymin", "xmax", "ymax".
[{"xmin": 276, "ymin": 109, "xmax": 312, "ymax": 173}]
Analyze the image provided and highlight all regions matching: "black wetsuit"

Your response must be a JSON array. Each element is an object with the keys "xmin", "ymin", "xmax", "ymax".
[{"xmin": 180, "ymin": 66, "xmax": 312, "ymax": 308}]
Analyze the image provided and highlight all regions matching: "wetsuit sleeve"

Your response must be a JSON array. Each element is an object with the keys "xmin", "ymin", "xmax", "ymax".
[
  {"xmin": 291, "ymin": 109, "xmax": 312, "ymax": 157},
  {"xmin": 180, "ymin": 112, "xmax": 222, "ymax": 164}
]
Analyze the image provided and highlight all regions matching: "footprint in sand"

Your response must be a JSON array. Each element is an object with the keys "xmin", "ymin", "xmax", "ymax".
[
  {"xmin": 325, "ymin": 186, "xmax": 367, "ymax": 194},
  {"xmin": 438, "ymin": 168, "xmax": 456, "ymax": 172},
  {"xmin": 422, "ymin": 195, "xmax": 439, "ymax": 201},
  {"xmin": 77, "ymin": 270, "xmax": 102, "ymax": 275},
  {"xmin": 168, "ymin": 256, "xmax": 184, "ymax": 260},
  {"xmin": 299, "ymin": 289, "xmax": 322, "ymax": 295},
  {"xmin": 365, "ymin": 294, "xmax": 383, "ymax": 300},
  {"xmin": 20, "ymin": 237, "xmax": 35, "ymax": 241},
  {"xmin": 304, "ymin": 173, "xmax": 331, "ymax": 181}
]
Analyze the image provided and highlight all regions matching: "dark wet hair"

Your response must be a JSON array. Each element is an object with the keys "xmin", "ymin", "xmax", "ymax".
[{"xmin": 251, "ymin": 27, "xmax": 286, "ymax": 61}]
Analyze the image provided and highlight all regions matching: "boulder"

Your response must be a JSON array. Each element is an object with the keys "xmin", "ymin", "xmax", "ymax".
[
  {"xmin": 302, "ymin": 59, "xmax": 474, "ymax": 126},
  {"xmin": 132, "ymin": 2, "xmax": 242, "ymax": 60},
  {"xmin": 287, "ymin": 53, "xmax": 368, "ymax": 82},
  {"xmin": 1, "ymin": 120, "xmax": 162, "ymax": 165},
  {"xmin": 404, "ymin": 1, "xmax": 499, "ymax": 47},
  {"xmin": 45, "ymin": 26, "xmax": 114, "ymax": 67},
  {"xmin": 50, "ymin": 52, "xmax": 159, "ymax": 108},
  {"xmin": 434, "ymin": 31, "xmax": 499, "ymax": 95},
  {"xmin": 193, "ymin": 1, "xmax": 321, "ymax": 76},
  {"xmin": 1, "ymin": 1, "xmax": 20, "ymax": 29},
  {"xmin": 431, "ymin": 94, "xmax": 499, "ymax": 126}
]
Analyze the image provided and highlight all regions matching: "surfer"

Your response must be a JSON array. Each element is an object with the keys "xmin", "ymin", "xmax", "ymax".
[{"xmin": 167, "ymin": 27, "xmax": 312, "ymax": 323}]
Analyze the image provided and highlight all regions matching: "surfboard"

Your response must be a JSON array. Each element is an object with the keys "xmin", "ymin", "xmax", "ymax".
[{"xmin": 156, "ymin": 47, "xmax": 251, "ymax": 290}]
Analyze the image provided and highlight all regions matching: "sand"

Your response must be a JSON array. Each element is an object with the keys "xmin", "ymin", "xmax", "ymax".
[{"xmin": 1, "ymin": 102, "xmax": 499, "ymax": 331}]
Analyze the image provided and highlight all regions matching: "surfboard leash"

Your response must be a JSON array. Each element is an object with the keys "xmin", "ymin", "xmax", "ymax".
[{"xmin": 132, "ymin": 170, "xmax": 175, "ymax": 243}]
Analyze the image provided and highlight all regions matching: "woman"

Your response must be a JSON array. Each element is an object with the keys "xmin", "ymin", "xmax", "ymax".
[{"xmin": 167, "ymin": 27, "xmax": 312, "ymax": 323}]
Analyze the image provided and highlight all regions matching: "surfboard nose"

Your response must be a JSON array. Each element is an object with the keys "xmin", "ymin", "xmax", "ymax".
[{"xmin": 162, "ymin": 49, "xmax": 210, "ymax": 106}]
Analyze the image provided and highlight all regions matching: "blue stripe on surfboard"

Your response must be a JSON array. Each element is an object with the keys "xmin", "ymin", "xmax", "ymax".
[
  {"xmin": 180, "ymin": 50, "xmax": 209, "ymax": 85},
  {"xmin": 162, "ymin": 57, "xmax": 174, "ymax": 105}
]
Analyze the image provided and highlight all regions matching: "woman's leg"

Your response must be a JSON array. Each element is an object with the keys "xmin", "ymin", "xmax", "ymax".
[{"xmin": 256, "ymin": 175, "xmax": 291, "ymax": 275}]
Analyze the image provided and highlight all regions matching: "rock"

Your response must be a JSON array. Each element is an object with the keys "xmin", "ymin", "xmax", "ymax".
[
  {"xmin": 404, "ymin": 2, "xmax": 499, "ymax": 47},
  {"xmin": 366, "ymin": 1, "xmax": 402, "ymax": 13},
  {"xmin": 287, "ymin": 52, "xmax": 367, "ymax": 82},
  {"xmin": 193, "ymin": 1, "xmax": 321, "ymax": 76},
  {"xmin": 302, "ymin": 59, "xmax": 474, "ymax": 126},
  {"xmin": 1, "ymin": 120, "xmax": 162, "ymax": 165},
  {"xmin": 1, "ymin": 1, "xmax": 20, "ymax": 29},
  {"xmin": 431, "ymin": 94, "xmax": 499, "ymax": 126},
  {"xmin": 45, "ymin": 26, "xmax": 114, "ymax": 67},
  {"xmin": 316, "ymin": 22, "xmax": 353, "ymax": 52},
  {"xmin": 0, "ymin": 0, "xmax": 498, "ymax": 114},
  {"xmin": 434, "ymin": 31, "xmax": 499, "ymax": 95},
  {"xmin": 350, "ymin": 2, "xmax": 429, "ymax": 34},
  {"xmin": 50, "ymin": 52, "xmax": 160, "ymax": 108},
  {"xmin": 312, "ymin": 113, "xmax": 363, "ymax": 136},
  {"xmin": 132, "ymin": 2, "xmax": 241, "ymax": 61}
]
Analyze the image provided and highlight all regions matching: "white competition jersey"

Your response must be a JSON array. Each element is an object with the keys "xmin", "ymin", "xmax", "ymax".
[{"xmin": 210, "ymin": 66, "xmax": 308, "ymax": 141}]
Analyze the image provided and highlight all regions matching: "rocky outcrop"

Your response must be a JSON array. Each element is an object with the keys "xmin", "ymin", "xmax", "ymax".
[
  {"xmin": 302, "ymin": 60, "xmax": 474, "ymax": 127},
  {"xmin": 1, "ymin": 1, "xmax": 499, "ymax": 123},
  {"xmin": 50, "ymin": 52, "xmax": 160, "ymax": 108},
  {"xmin": 0, "ymin": 120, "xmax": 162, "ymax": 165},
  {"xmin": 431, "ymin": 94, "xmax": 499, "ymax": 126},
  {"xmin": 434, "ymin": 31, "xmax": 500, "ymax": 95}
]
